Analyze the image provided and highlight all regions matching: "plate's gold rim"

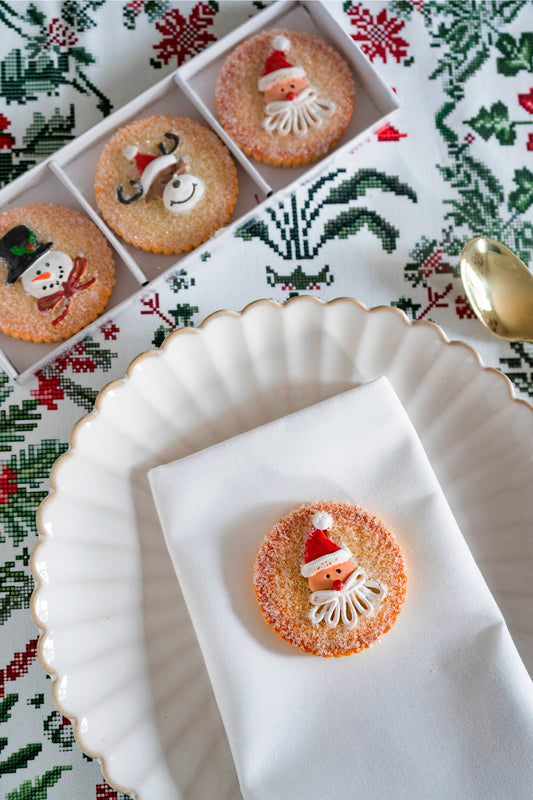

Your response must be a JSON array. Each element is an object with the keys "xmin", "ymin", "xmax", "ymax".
[{"xmin": 30, "ymin": 295, "xmax": 533, "ymax": 797}]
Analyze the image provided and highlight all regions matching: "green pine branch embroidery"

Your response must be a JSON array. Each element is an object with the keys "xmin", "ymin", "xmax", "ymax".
[
  {"xmin": 5, "ymin": 765, "xmax": 72, "ymax": 800},
  {"xmin": 0, "ymin": 743, "xmax": 42, "ymax": 776},
  {"xmin": 0, "ymin": 400, "xmax": 41, "ymax": 454},
  {"xmin": 0, "ymin": 692, "xmax": 73, "ymax": 797},
  {"xmin": 0, "ymin": 694, "xmax": 18, "ymax": 723},
  {"xmin": 0, "ymin": 560, "xmax": 34, "ymax": 625},
  {"xmin": 237, "ymin": 168, "xmax": 417, "ymax": 260},
  {"xmin": 1, "ymin": 441, "xmax": 68, "ymax": 546}
]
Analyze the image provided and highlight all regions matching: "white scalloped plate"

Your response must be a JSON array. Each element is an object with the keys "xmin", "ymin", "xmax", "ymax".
[{"xmin": 32, "ymin": 297, "xmax": 533, "ymax": 799}]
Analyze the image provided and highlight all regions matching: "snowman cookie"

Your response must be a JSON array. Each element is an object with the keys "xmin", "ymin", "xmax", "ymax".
[
  {"xmin": 0, "ymin": 204, "xmax": 115, "ymax": 343},
  {"xmin": 254, "ymin": 502, "xmax": 406, "ymax": 657},
  {"xmin": 216, "ymin": 30, "xmax": 355, "ymax": 167},
  {"xmin": 94, "ymin": 115, "xmax": 238, "ymax": 254}
]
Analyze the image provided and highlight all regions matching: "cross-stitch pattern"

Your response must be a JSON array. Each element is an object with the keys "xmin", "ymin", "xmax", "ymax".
[{"xmin": 1, "ymin": 2, "xmax": 533, "ymax": 798}]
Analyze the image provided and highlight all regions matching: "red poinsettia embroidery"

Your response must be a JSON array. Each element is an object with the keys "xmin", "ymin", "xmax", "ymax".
[
  {"xmin": 153, "ymin": 2, "xmax": 217, "ymax": 66},
  {"xmin": 0, "ymin": 114, "xmax": 15, "ymax": 150},
  {"xmin": 518, "ymin": 88, "xmax": 533, "ymax": 114},
  {"xmin": 46, "ymin": 18, "xmax": 78, "ymax": 49},
  {"xmin": 346, "ymin": 3, "xmax": 409, "ymax": 64},
  {"xmin": 31, "ymin": 373, "xmax": 64, "ymax": 410},
  {"xmin": 0, "ymin": 465, "xmax": 17, "ymax": 504},
  {"xmin": 527, "ymin": 133, "xmax": 533, "ymax": 152}
]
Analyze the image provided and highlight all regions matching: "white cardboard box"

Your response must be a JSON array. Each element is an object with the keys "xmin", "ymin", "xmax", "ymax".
[{"xmin": 0, "ymin": 0, "xmax": 399, "ymax": 381}]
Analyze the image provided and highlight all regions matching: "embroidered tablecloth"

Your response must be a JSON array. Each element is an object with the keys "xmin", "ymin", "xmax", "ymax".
[{"xmin": 1, "ymin": 2, "xmax": 533, "ymax": 798}]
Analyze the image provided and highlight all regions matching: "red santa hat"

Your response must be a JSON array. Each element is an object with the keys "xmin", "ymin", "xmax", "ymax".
[
  {"xmin": 123, "ymin": 145, "xmax": 176, "ymax": 196},
  {"xmin": 300, "ymin": 511, "xmax": 353, "ymax": 578},
  {"xmin": 258, "ymin": 34, "xmax": 306, "ymax": 92}
]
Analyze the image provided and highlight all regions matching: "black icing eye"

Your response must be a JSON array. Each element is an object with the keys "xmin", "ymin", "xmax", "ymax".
[
  {"xmin": 36, "ymin": 269, "xmax": 41, "ymax": 275},
  {"xmin": 336, "ymin": 568, "xmax": 341, "ymax": 573},
  {"xmin": 290, "ymin": 84, "xmax": 295, "ymax": 88},
  {"xmin": 172, "ymin": 179, "xmax": 181, "ymax": 189},
  {"xmin": 45, "ymin": 262, "xmax": 50, "ymax": 267},
  {"xmin": 325, "ymin": 574, "xmax": 330, "ymax": 579}
]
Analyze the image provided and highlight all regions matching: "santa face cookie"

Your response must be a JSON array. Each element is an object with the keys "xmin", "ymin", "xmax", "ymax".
[
  {"xmin": 0, "ymin": 204, "xmax": 115, "ymax": 343},
  {"xmin": 254, "ymin": 502, "xmax": 406, "ymax": 657},
  {"xmin": 216, "ymin": 30, "xmax": 355, "ymax": 167},
  {"xmin": 95, "ymin": 116, "xmax": 238, "ymax": 254}
]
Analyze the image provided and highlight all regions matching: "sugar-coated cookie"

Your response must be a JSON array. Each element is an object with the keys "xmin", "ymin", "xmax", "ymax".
[
  {"xmin": 254, "ymin": 501, "xmax": 406, "ymax": 657},
  {"xmin": 0, "ymin": 204, "xmax": 115, "ymax": 343},
  {"xmin": 216, "ymin": 30, "xmax": 355, "ymax": 167},
  {"xmin": 95, "ymin": 115, "xmax": 238, "ymax": 254}
]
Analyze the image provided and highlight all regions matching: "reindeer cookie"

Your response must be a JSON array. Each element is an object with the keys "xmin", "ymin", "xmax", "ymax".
[
  {"xmin": 94, "ymin": 116, "xmax": 238, "ymax": 254},
  {"xmin": 216, "ymin": 30, "xmax": 355, "ymax": 167},
  {"xmin": 0, "ymin": 204, "xmax": 115, "ymax": 343},
  {"xmin": 254, "ymin": 502, "xmax": 406, "ymax": 657}
]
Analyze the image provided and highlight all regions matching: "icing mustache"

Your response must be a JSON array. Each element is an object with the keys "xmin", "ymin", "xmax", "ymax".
[{"xmin": 263, "ymin": 87, "xmax": 335, "ymax": 135}]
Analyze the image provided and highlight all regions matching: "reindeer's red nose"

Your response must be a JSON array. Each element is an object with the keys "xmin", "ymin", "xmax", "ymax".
[
  {"xmin": 332, "ymin": 579, "xmax": 344, "ymax": 592},
  {"xmin": 286, "ymin": 91, "xmax": 297, "ymax": 101}
]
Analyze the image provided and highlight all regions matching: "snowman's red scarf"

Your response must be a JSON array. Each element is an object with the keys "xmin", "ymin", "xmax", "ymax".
[{"xmin": 37, "ymin": 257, "xmax": 96, "ymax": 325}]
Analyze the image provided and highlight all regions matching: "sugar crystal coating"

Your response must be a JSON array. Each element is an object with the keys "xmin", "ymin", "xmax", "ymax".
[{"xmin": 254, "ymin": 501, "xmax": 406, "ymax": 657}]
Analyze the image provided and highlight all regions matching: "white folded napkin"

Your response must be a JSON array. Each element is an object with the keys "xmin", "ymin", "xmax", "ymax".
[{"xmin": 149, "ymin": 377, "xmax": 533, "ymax": 800}]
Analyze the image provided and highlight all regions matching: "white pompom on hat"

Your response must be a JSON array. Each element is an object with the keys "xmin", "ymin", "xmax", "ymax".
[
  {"xmin": 311, "ymin": 510, "xmax": 333, "ymax": 531},
  {"xmin": 258, "ymin": 34, "xmax": 306, "ymax": 92}
]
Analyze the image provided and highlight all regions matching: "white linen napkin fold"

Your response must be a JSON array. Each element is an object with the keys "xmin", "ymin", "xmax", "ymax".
[{"xmin": 149, "ymin": 377, "xmax": 533, "ymax": 800}]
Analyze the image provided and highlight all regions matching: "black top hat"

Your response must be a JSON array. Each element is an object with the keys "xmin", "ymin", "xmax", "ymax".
[{"xmin": 0, "ymin": 225, "xmax": 53, "ymax": 284}]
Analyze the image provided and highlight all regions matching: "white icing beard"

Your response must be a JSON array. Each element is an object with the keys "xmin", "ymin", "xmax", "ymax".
[
  {"xmin": 162, "ymin": 172, "xmax": 204, "ymax": 213},
  {"xmin": 263, "ymin": 86, "xmax": 335, "ymax": 136},
  {"xmin": 308, "ymin": 568, "xmax": 386, "ymax": 629},
  {"xmin": 21, "ymin": 250, "xmax": 73, "ymax": 298}
]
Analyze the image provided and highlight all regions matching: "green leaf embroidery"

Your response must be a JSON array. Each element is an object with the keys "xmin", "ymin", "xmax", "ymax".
[
  {"xmin": 465, "ymin": 100, "xmax": 531, "ymax": 144},
  {"xmin": 509, "ymin": 167, "xmax": 533, "ymax": 212},
  {"xmin": 69, "ymin": 46, "xmax": 96, "ymax": 66},
  {"xmin": 496, "ymin": 32, "xmax": 533, "ymax": 75}
]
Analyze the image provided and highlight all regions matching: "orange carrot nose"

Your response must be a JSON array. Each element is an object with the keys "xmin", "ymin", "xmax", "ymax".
[
  {"xmin": 286, "ymin": 91, "xmax": 296, "ymax": 101},
  {"xmin": 332, "ymin": 579, "xmax": 344, "ymax": 592},
  {"xmin": 31, "ymin": 272, "xmax": 52, "ymax": 281}
]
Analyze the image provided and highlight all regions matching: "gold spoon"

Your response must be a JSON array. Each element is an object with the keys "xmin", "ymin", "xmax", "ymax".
[{"xmin": 460, "ymin": 236, "xmax": 533, "ymax": 343}]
